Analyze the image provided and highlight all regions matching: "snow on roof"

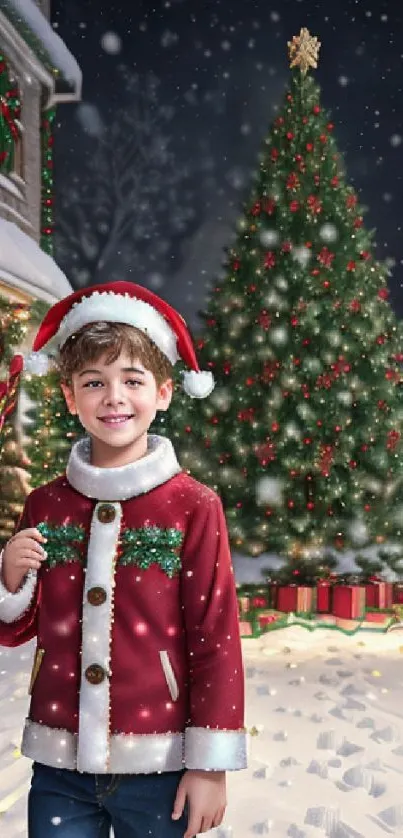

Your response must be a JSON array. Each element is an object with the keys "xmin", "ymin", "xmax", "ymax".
[
  {"xmin": 0, "ymin": 219, "xmax": 72, "ymax": 304},
  {"xmin": 0, "ymin": 0, "xmax": 81, "ymax": 96}
]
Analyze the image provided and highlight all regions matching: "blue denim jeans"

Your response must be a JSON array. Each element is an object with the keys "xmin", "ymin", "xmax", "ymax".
[{"xmin": 28, "ymin": 762, "xmax": 188, "ymax": 838}]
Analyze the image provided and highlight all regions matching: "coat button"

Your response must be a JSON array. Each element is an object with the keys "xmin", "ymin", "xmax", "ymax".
[
  {"xmin": 97, "ymin": 504, "xmax": 116, "ymax": 524},
  {"xmin": 85, "ymin": 664, "xmax": 106, "ymax": 685},
  {"xmin": 87, "ymin": 586, "xmax": 107, "ymax": 606}
]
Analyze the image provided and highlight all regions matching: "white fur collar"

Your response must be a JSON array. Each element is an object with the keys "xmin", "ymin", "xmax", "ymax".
[{"xmin": 66, "ymin": 435, "xmax": 181, "ymax": 500}]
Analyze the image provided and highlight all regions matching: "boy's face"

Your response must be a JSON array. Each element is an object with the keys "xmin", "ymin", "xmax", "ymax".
[{"xmin": 61, "ymin": 351, "xmax": 172, "ymax": 467}]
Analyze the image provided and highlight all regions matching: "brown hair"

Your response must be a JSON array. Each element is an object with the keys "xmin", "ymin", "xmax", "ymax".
[{"xmin": 58, "ymin": 322, "xmax": 174, "ymax": 387}]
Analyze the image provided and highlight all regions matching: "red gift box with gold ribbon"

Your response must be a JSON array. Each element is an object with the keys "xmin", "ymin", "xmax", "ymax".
[
  {"xmin": 393, "ymin": 583, "xmax": 403, "ymax": 604},
  {"xmin": 277, "ymin": 585, "xmax": 315, "ymax": 613},
  {"xmin": 316, "ymin": 579, "xmax": 333, "ymax": 613},
  {"xmin": 365, "ymin": 580, "xmax": 393, "ymax": 609},
  {"xmin": 332, "ymin": 585, "xmax": 365, "ymax": 620}
]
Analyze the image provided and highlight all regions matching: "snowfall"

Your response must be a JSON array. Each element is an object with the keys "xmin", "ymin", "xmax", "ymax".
[{"xmin": 2, "ymin": 625, "xmax": 403, "ymax": 838}]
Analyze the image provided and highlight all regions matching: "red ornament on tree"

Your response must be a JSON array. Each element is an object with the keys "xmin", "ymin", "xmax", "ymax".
[
  {"xmin": 262, "ymin": 197, "xmax": 276, "ymax": 215},
  {"xmin": 264, "ymin": 251, "xmax": 276, "ymax": 269},
  {"xmin": 257, "ymin": 310, "xmax": 271, "ymax": 331},
  {"xmin": 318, "ymin": 247, "xmax": 335, "ymax": 267}
]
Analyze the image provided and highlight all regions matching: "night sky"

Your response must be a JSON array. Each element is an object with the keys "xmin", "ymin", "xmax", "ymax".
[{"xmin": 51, "ymin": 0, "xmax": 403, "ymax": 328}]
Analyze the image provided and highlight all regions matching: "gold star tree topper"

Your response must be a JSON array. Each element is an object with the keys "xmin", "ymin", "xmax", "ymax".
[{"xmin": 288, "ymin": 27, "xmax": 321, "ymax": 75}]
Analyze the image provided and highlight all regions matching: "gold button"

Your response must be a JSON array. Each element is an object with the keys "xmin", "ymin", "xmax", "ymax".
[
  {"xmin": 87, "ymin": 587, "xmax": 107, "ymax": 606},
  {"xmin": 85, "ymin": 664, "xmax": 106, "ymax": 685},
  {"xmin": 97, "ymin": 504, "xmax": 116, "ymax": 524}
]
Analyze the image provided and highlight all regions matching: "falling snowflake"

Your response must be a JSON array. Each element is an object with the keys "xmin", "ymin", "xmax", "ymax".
[
  {"xmin": 256, "ymin": 477, "xmax": 283, "ymax": 506},
  {"xmin": 390, "ymin": 134, "xmax": 402, "ymax": 147},
  {"xmin": 338, "ymin": 76, "xmax": 349, "ymax": 87},
  {"xmin": 161, "ymin": 30, "xmax": 179, "ymax": 48},
  {"xmin": 270, "ymin": 11, "xmax": 280, "ymax": 22},
  {"xmin": 319, "ymin": 223, "xmax": 339, "ymax": 242},
  {"xmin": 76, "ymin": 103, "xmax": 105, "ymax": 138},
  {"xmin": 260, "ymin": 229, "xmax": 279, "ymax": 247},
  {"xmin": 292, "ymin": 245, "xmax": 311, "ymax": 267},
  {"xmin": 221, "ymin": 40, "xmax": 231, "ymax": 50},
  {"xmin": 270, "ymin": 326, "xmax": 288, "ymax": 346},
  {"xmin": 100, "ymin": 31, "xmax": 122, "ymax": 55}
]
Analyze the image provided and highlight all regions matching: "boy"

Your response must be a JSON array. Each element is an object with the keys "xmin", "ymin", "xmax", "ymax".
[{"xmin": 0, "ymin": 282, "xmax": 246, "ymax": 838}]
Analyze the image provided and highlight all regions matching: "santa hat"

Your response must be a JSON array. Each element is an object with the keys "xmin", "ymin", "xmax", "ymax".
[{"xmin": 25, "ymin": 281, "xmax": 214, "ymax": 399}]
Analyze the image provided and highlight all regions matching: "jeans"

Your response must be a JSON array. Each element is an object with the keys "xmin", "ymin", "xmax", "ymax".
[{"xmin": 28, "ymin": 762, "xmax": 188, "ymax": 838}]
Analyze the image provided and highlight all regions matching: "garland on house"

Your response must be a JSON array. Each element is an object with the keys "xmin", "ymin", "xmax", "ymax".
[
  {"xmin": 0, "ymin": 52, "xmax": 20, "ymax": 175},
  {"xmin": 40, "ymin": 107, "xmax": 55, "ymax": 255}
]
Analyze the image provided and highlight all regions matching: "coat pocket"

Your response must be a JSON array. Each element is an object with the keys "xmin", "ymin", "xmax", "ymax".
[
  {"xmin": 28, "ymin": 647, "xmax": 45, "ymax": 695},
  {"xmin": 159, "ymin": 650, "xmax": 179, "ymax": 701}
]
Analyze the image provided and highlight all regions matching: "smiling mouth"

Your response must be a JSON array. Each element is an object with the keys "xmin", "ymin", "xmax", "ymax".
[{"xmin": 98, "ymin": 415, "xmax": 135, "ymax": 425}]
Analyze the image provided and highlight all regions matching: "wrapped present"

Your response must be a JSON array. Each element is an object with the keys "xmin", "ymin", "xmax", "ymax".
[
  {"xmin": 393, "ymin": 583, "xmax": 403, "ymax": 604},
  {"xmin": 257, "ymin": 610, "xmax": 280, "ymax": 629},
  {"xmin": 251, "ymin": 595, "xmax": 268, "ymax": 609},
  {"xmin": 237, "ymin": 596, "xmax": 251, "ymax": 616},
  {"xmin": 277, "ymin": 585, "xmax": 315, "ymax": 614},
  {"xmin": 236, "ymin": 585, "xmax": 268, "ymax": 617},
  {"xmin": 316, "ymin": 579, "xmax": 333, "ymax": 613},
  {"xmin": 332, "ymin": 585, "xmax": 365, "ymax": 620},
  {"xmin": 239, "ymin": 620, "xmax": 254, "ymax": 637},
  {"xmin": 365, "ymin": 580, "xmax": 393, "ymax": 609},
  {"xmin": 268, "ymin": 582, "xmax": 279, "ymax": 609}
]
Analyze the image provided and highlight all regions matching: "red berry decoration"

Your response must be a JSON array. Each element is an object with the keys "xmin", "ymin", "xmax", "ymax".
[
  {"xmin": 306, "ymin": 142, "xmax": 314, "ymax": 152},
  {"xmin": 286, "ymin": 131, "xmax": 294, "ymax": 140},
  {"xmin": 272, "ymin": 422, "xmax": 280, "ymax": 432},
  {"xmin": 313, "ymin": 105, "xmax": 321, "ymax": 114}
]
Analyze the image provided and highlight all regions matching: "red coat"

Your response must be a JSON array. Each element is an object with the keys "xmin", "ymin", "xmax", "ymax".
[{"xmin": 0, "ymin": 436, "xmax": 246, "ymax": 774}]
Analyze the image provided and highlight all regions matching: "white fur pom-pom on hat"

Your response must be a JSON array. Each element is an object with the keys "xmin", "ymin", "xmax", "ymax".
[
  {"xmin": 30, "ymin": 281, "xmax": 216, "ymax": 398},
  {"xmin": 24, "ymin": 351, "xmax": 52, "ymax": 376},
  {"xmin": 182, "ymin": 370, "xmax": 215, "ymax": 399}
]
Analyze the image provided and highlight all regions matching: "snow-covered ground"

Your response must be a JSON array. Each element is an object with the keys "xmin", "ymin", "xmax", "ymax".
[{"xmin": 2, "ymin": 628, "xmax": 403, "ymax": 837}]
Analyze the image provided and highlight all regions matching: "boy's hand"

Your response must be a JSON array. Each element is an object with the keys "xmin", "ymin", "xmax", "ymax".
[
  {"xmin": 172, "ymin": 769, "xmax": 227, "ymax": 837},
  {"xmin": 1, "ymin": 529, "xmax": 48, "ymax": 594}
]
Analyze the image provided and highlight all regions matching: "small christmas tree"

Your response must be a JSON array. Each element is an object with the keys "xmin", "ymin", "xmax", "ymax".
[
  {"xmin": 170, "ymin": 29, "xmax": 403, "ymax": 568},
  {"xmin": 24, "ymin": 369, "xmax": 82, "ymax": 487},
  {"xmin": 0, "ymin": 297, "xmax": 30, "ymax": 546}
]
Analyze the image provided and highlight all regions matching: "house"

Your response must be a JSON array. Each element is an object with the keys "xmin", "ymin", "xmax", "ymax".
[
  {"xmin": 0, "ymin": 1, "xmax": 81, "ymax": 547},
  {"xmin": 0, "ymin": 0, "xmax": 81, "ymax": 313}
]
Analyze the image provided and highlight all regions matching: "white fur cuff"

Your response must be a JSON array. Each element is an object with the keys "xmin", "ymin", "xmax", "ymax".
[
  {"xmin": 184, "ymin": 726, "xmax": 247, "ymax": 770},
  {"xmin": 0, "ymin": 551, "xmax": 38, "ymax": 624}
]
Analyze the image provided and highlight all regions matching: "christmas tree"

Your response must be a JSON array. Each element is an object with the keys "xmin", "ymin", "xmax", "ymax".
[
  {"xmin": 0, "ymin": 297, "xmax": 30, "ymax": 546},
  {"xmin": 169, "ymin": 29, "xmax": 403, "ymax": 568},
  {"xmin": 24, "ymin": 369, "xmax": 82, "ymax": 488}
]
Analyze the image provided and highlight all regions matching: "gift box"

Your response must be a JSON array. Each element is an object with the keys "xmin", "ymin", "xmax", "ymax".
[
  {"xmin": 257, "ymin": 610, "xmax": 280, "ymax": 629},
  {"xmin": 316, "ymin": 580, "xmax": 333, "ymax": 613},
  {"xmin": 365, "ymin": 581, "xmax": 393, "ymax": 609},
  {"xmin": 239, "ymin": 620, "xmax": 254, "ymax": 637},
  {"xmin": 393, "ymin": 583, "xmax": 403, "ymax": 604},
  {"xmin": 236, "ymin": 585, "xmax": 268, "ymax": 617},
  {"xmin": 237, "ymin": 596, "xmax": 251, "ymax": 616},
  {"xmin": 268, "ymin": 583, "xmax": 279, "ymax": 609},
  {"xmin": 332, "ymin": 585, "xmax": 365, "ymax": 620},
  {"xmin": 277, "ymin": 585, "xmax": 315, "ymax": 614}
]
